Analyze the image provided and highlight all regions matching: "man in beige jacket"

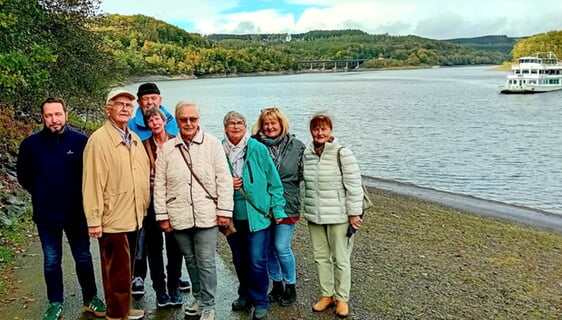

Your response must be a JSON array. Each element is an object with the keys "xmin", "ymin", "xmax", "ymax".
[{"xmin": 83, "ymin": 89, "xmax": 150, "ymax": 320}]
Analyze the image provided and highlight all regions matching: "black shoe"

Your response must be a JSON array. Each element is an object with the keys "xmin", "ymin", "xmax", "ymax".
[
  {"xmin": 280, "ymin": 284, "xmax": 297, "ymax": 306},
  {"xmin": 231, "ymin": 297, "xmax": 250, "ymax": 311},
  {"xmin": 253, "ymin": 307, "xmax": 268, "ymax": 320},
  {"xmin": 178, "ymin": 279, "xmax": 191, "ymax": 291},
  {"xmin": 268, "ymin": 281, "xmax": 284, "ymax": 302},
  {"xmin": 131, "ymin": 277, "xmax": 145, "ymax": 296},
  {"xmin": 169, "ymin": 288, "xmax": 183, "ymax": 306},
  {"xmin": 156, "ymin": 291, "xmax": 171, "ymax": 308}
]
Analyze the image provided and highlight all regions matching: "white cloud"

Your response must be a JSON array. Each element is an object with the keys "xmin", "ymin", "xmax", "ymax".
[
  {"xmin": 99, "ymin": 0, "xmax": 562, "ymax": 39},
  {"xmin": 195, "ymin": 9, "xmax": 296, "ymax": 34}
]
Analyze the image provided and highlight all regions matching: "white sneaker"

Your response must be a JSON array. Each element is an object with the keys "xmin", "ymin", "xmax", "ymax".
[
  {"xmin": 184, "ymin": 299, "xmax": 201, "ymax": 316},
  {"xmin": 128, "ymin": 309, "xmax": 144, "ymax": 320},
  {"xmin": 199, "ymin": 309, "xmax": 215, "ymax": 320}
]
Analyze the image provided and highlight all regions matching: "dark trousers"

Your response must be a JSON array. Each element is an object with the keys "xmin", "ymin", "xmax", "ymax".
[
  {"xmin": 134, "ymin": 206, "xmax": 183, "ymax": 293},
  {"xmin": 99, "ymin": 232, "xmax": 134, "ymax": 318},
  {"xmin": 37, "ymin": 222, "xmax": 97, "ymax": 304},
  {"xmin": 227, "ymin": 220, "xmax": 270, "ymax": 309}
]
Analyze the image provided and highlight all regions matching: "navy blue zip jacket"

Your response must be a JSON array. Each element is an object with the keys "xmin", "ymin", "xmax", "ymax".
[{"xmin": 17, "ymin": 126, "xmax": 88, "ymax": 227}]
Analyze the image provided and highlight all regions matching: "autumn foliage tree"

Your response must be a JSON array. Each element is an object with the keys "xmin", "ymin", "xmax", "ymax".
[{"xmin": 0, "ymin": 0, "xmax": 121, "ymax": 133}]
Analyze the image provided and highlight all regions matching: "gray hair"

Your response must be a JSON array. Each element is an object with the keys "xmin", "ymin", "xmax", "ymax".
[
  {"xmin": 223, "ymin": 111, "xmax": 246, "ymax": 126},
  {"xmin": 174, "ymin": 101, "xmax": 199, "ymax": 119},
  {"xmin": 143, "ymin": 107, "xmax": 166, "ymax": 127}
]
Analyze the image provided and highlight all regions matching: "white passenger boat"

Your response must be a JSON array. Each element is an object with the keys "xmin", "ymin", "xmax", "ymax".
[{"xmin": 500, "ymin": 51, "xmax": 562, "ymax": 94}]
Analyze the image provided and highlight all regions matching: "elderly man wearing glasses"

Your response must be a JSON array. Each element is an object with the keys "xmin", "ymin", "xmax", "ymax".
[
  {"xmin": 82, "ymin": 89, "xmax": 151, "ymax": 320},
  {"xmin": 153, "ymin": 102, "xmax": 234, "ymax": 320}
]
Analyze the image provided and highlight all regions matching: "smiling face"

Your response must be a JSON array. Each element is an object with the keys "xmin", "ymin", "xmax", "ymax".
[
  {"xmin": 261, "ymin": 115, "xmax": 282, "ymax": 139},
  {"xmin": 176, "ymin": 104, "xmax": 199, "ymax": 141},
  {"xmin": 42, "ymin": 102, "xmax": 67, "ymax": 134},
  {"xmin": 311, "ymin": 125, "xmax": 332, "ymax": 145},
  {"xmin": 225, "ymin": 116, "xmax": 247, "ymax": 145},
  {"xmin": 309, "ymin": 114, "xmax": 333, "ymax": 146},
  {"xmin": 105, "ymin": 95, "xmax": 134, "ymax": 129}
]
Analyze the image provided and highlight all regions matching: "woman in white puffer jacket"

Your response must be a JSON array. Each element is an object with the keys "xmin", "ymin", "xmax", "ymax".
[{"xmin": 302, "ymin": 113, "xmax": 363, "ymax": 318}]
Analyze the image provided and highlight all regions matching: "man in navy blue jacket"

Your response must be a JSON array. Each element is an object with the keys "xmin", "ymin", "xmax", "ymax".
[{"xmin": 17, "ymin": 98, "xmax": 106, "ymax": 320}]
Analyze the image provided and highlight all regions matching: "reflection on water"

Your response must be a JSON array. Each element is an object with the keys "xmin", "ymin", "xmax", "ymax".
[{"xmin": 125, "ymin": 66, "xmax": 562, "ymax": 214}]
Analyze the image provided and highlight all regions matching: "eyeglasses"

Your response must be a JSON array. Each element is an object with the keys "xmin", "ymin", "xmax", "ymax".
[
  {"xmin": 260, "ymin": 107, "xmax": 279, "ymax": 113},
  {"xmin": 111, "ymin": 102, "xmax": 134, "ymax": 110},
  {"xmin": 227, "ymin": 120, "xmax": 245, "ymax": 127},
  {"xmin": 178, "ymin": 117, "xmax": 199, "ymax": 123}
]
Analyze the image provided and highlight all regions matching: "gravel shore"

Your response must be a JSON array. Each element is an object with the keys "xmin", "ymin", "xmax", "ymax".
[{"xmin": 1, "ymin": 186, "xmax": 560, "ymax": 319}]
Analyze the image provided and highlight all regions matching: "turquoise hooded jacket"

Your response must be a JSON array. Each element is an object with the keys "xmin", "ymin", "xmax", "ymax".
[{"xmin": 225, "ymin": 138, "xmax": 287, "ymax": 232}]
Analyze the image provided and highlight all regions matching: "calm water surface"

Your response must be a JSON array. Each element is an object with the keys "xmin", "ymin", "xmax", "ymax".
[{"xmin": 125, "ymin": 66, "xmax": 562, "ymax": 214}]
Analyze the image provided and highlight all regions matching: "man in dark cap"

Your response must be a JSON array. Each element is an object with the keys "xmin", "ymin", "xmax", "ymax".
[{"xmin": 128, "ymin": 82, "xmax": 178, "ymax": 140}]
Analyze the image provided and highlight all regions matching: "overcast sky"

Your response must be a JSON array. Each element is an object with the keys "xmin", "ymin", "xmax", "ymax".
[{"xmin": 99, "ymin": 0, "xmax": 562, "ymax": 39}]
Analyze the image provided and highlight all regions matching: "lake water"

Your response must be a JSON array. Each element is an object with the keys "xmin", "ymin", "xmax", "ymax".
[{"xmin": 124, "ymin": 67, "xmax": 562, "ymax": 214}]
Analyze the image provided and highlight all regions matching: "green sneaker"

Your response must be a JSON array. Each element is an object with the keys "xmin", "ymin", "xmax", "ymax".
[
  {"xmin": 83, "ymin": 296, "xmax": 107, "ymax": 317},
  {"xmin": 43, "ymin": 302, "xmax": 63, "ymax": 320}
]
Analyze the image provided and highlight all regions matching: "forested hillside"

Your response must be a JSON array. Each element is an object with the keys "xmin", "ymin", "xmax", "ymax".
[
  {"xmin": 510, "ymin": 30, "xmax": 562, "ymax": 61},
  {"xmin": 445, "ymin": 35, "xmax": 522, "ymax": 55},
  {"xmin": 98, "ymin": 15, "xmax": 508, "ymax": 75}
]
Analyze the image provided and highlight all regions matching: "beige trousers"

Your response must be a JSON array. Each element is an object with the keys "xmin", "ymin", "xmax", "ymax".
[{"xmin": 308, "ymin": 222, "xmax": 354, "ymax": 301}]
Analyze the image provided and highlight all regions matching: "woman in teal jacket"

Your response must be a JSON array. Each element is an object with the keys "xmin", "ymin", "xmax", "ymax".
[{"xmin": 221, "ymin": 111, "xmax": 286, "ymax": 320}]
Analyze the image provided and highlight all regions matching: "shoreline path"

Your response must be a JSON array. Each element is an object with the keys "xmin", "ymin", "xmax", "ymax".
[{"xmin": 1, "ymin": 179, "xmax": 561, "ymax": 319}]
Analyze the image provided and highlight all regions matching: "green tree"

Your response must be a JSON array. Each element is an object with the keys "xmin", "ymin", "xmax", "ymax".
[{"xmin": 0, "ymin": 0, "xmax": 121, "ymax": 121}]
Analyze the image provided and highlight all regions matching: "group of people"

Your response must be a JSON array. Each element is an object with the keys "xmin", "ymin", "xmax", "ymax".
[{"xmin": 17, "ymin": 82, "xmax": 365, "ymax": 320}]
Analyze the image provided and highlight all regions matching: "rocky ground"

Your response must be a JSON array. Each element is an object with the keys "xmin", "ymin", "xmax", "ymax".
[
  {"xmin": 220, "ymin": 187, "xmax": 562, "ymax": 320},
  {"xmin": 1, "ymin": 170, "xmax": 561, "ymax": 319}
]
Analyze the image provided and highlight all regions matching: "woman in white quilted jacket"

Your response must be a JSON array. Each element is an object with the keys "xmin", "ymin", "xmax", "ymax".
[{"xmin": 302, "ymin": 113, "xmax": 364, "ymax": 318}]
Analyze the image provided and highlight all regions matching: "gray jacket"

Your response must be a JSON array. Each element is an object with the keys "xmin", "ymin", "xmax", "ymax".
[{"xmin": 275, "ymin": 135, "xmax": 305, "ymax": 217}]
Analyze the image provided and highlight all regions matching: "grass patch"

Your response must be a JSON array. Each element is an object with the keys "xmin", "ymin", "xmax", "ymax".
[{"xmin": 0, "ymin": 215, "xmax": 34, "ymax": 295}]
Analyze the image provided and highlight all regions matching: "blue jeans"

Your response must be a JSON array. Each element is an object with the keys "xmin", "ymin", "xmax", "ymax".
[
  {"xmin": 37, "ymin": 222, "xmax": 97, "ymax": 304},
  {"xmin": 174, "ymin": 227, "xmax": 217, "ymax": 309},
  {"xmin": 268, "ymin": 222, "xmax": 297, "ymax": 284},
  {"xmin": 227, "ymin": 220, "xmax": 270, "ymax": 309}
]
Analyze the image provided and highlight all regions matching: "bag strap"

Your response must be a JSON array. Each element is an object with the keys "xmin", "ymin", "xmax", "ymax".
[
  {"xmin": 336, "ymin": 146, "xmax": 345, "ymax": 177},
  {"xmin": 226, "ymin": 157, "xmax": 272, "ymax": 219},
  {"xmin": 143, "ymin": 139, "xmax": 156, "ymax": 171},
  {"xmin": 176, "ymin": 144, "xmax": 218, "ymax": 204},
  {"xmin": 337, "ymin": 146, "xmax": 370, "ymax": 212},
  {"xmin": 238, "ymin": 188, "xmax": 272, "ymax": 219}
]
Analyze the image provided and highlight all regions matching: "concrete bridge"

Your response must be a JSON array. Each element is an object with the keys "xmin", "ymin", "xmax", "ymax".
[{"xmin": 299, "ymin": 59, "xmax": 368, "ymax": 71}]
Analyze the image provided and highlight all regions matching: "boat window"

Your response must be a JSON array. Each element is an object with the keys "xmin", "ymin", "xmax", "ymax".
[
  {"xmin": 531, "ymin": 69, "xmax": 538, "ymax": 74},
  {"xmin": 522, "ymin": 69, "xmax": 529, "ymax": 74}
]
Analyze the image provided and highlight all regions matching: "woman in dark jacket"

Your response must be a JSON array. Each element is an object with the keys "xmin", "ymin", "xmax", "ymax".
[{"xmin": 252, "ymin": 107, "xmax": 305, "ymax": 306}]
